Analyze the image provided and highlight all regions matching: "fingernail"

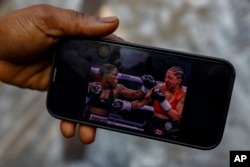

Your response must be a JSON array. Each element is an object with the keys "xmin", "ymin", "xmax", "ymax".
[{"xmin": 99, "ymin": 16, "xmax": 117, "ymax": 23}]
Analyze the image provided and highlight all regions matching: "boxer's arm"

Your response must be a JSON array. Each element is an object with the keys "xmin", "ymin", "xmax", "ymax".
[
  {"xmin": 174, "ymin": 94, "xmax": 185, "ymax": 118},
  {"xmin": 118, "ymin": 84, "xmax": 144, "ymax": 100},
  {"xmin": 131, "ymin": 90, "xmax": 152, "ymax": 109},
  {"xmin": 162, "ymin": 95, "xmax": 185, "ymax": 121},
  {"xmin": 164, "ymin": 109, "xmax": 180, "ymax": 121}
]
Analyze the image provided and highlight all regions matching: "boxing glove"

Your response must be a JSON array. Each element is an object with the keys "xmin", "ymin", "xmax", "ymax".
[
  {"xmin": 141, "ymin": 74, "xmax": 156, "ymax": 94},
  {"xmin": 88, "ymin": 85, "xmax": 102, "ymax": 100},
  {"xmin": 111, "ymin": 100, "xmax": 132, "ymax": 113},
  {"xmin": 151, "ymin": 88, "xmax": 172, "ymax": 111}
]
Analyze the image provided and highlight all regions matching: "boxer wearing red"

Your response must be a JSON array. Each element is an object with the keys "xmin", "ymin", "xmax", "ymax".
[{"xmin": 131, "ymin": 66, "xmax": 186, "ymax": 136}]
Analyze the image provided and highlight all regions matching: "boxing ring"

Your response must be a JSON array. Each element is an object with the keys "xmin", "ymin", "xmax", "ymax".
[
  {"xmin": 91, "ymin": 67, "xmax": 187, "ymax": 91},
  {"xmin": 88, "ymin": 67, "xmax": 185, "ymax": 131},
  {"xmin": 91, "ymin": 67, "xmax": 164, "ymax": 85}
]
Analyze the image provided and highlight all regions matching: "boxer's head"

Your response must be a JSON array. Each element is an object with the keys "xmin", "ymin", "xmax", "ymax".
[
  {"xmin": 164, "ymin": 66, "xmax": 184, "ymax": 90},
  {"xmin": 100, "ymin": 64, "xmax": 118, "ymax": 88}
]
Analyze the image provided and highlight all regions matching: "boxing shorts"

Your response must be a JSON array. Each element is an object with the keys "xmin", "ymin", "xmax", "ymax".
[{"xmin": 144, "ymin": 115, "xmax": 180, "ymax": 137}]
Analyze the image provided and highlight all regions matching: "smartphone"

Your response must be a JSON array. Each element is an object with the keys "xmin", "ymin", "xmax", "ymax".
[{"xmin": 46, "ymin": 37, "xmax": 235, "ymax": 150}]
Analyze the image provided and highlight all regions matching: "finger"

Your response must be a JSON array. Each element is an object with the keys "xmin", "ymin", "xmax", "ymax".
[
  {"xmin": 60, "ymin": 120, "xmax": 77, "ymax": 138},
  {"xmin": 0, "ymin": 60, "xmax": 51, "ymax": 91},
  {"xmin": 104, "ymin": 34, "xmax": 125, "ymax": 42},
  {"xmin": 78, "ymin": 124, "xmax": 96, "ymax": 144},
  {"xmin": 32, "ymin": 4, "xmax": 119, "ymax": 37}
]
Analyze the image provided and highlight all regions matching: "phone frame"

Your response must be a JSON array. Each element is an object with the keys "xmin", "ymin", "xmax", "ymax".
[{"xmin": 47, "ymin": 37, "xmax": 235, "ymax": 150}]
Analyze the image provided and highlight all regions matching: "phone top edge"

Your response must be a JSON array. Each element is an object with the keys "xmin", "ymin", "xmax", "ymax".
[
  {"xmin": 56, "ymin": 36, "xmax": 236, "ymax": 84},
  {"xmin": 97, "ymin": 37, "xmax": 234, "ymax": 62},
  {"xmin": 57, "ymin": 37, "xmax": 235, "ymax": 67}
]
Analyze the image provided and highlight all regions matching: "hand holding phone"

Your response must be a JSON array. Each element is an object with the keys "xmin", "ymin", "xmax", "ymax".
[{"xmin": 47, "ymin": 37, "xmax": 235, "ymax": 149}]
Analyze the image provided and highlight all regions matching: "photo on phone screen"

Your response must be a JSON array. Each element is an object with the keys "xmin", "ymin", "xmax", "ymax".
[
  {"xmin": 47, "ymin": 38, "xmax": 235, "ymax": 149},
  {"xmin": 85, "ymin": 53, "xmax": 191, "ymax": 139}
]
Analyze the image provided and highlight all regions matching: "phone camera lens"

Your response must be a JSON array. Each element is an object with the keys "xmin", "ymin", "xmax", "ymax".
[{"xmin": 98, "ymin": 45, "xmax": 110, "ymax": 58}]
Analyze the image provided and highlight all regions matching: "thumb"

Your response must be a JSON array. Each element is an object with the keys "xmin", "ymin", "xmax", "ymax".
[{"xmin": 35, "ymin": 5, "xmax": 119, "ymax": 37}]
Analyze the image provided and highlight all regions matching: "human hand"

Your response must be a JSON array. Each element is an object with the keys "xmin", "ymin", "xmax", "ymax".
[{"xmin": 0, "ymin": 4, "xmax": 119, "ymax": 144}]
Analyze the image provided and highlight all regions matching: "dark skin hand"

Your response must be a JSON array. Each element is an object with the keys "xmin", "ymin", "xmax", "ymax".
[{"xmin": 0, "ymin": 4, "xmax": 120, "ymax": 144}]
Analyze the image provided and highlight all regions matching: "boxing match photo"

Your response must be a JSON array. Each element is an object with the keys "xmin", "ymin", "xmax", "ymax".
[{"xmin": 82, "ymin": 42, "xmax": 191, "ymax": 138}]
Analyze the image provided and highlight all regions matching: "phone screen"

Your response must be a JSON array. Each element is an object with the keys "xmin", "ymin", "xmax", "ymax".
[{"xmin": 47, "ymin": 38, "xmax": 235, "ymax": 149}]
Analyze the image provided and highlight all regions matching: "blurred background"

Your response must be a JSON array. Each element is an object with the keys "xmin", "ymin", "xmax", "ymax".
[{"xmin": 0, "ymin": 0, "xmax": 250, "ymax": 166}]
